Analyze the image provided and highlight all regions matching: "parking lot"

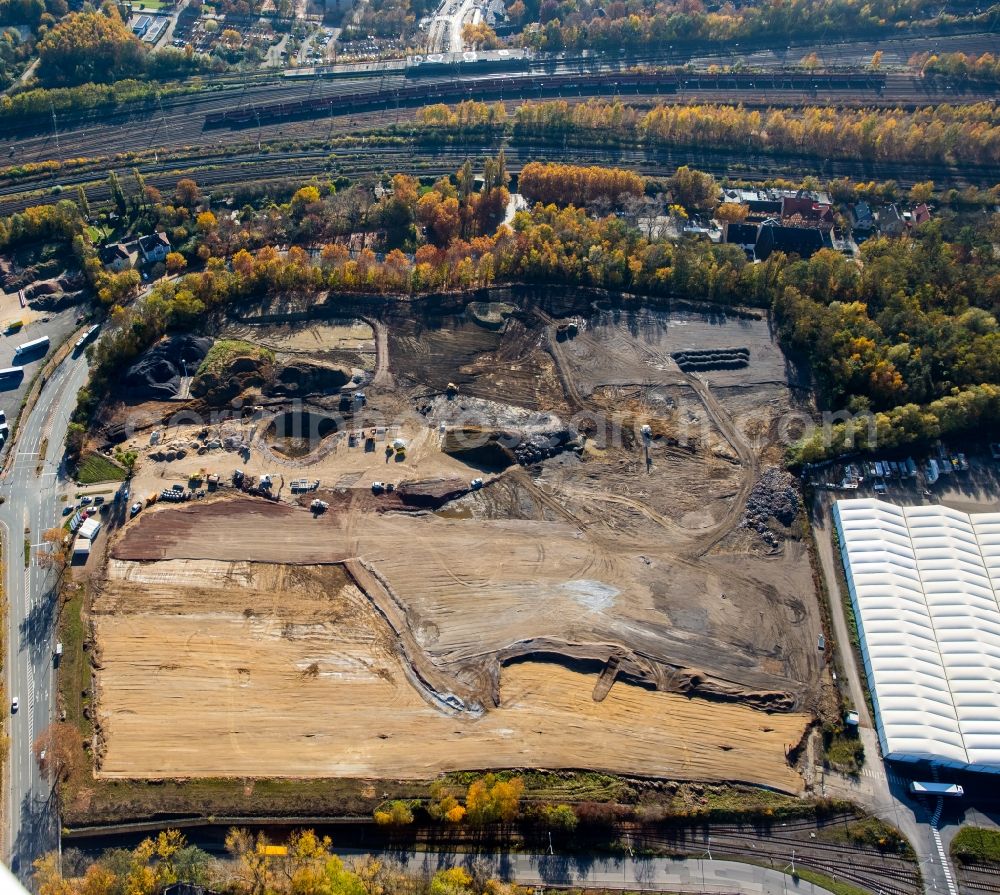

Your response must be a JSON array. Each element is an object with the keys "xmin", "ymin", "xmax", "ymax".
[
  {"xmin": 808, "ymin": 447, "xmax": 1000, "ymax": 514},
  {"xmin": 0, "ymin": 302, "xmax": 82, "ymax": 463}
]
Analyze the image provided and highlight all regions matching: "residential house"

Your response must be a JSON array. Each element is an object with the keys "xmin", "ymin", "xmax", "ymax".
[
  {"xmin": 781, "ymin": 194, "xmax": 835, "ymax": 232},
  {"xmin": 754, "ymin": 222, "xmax": 824, "ymax": 260},
  {"xmin": 851, "ymin": 201, "xmax": 875, "ymax": 235},
  {"xmin": 99, "ymin": 241, "xmax": 139, "ymax": 271},
  {"xmin": 878, "ymin": 204, "xmax": 906, "ymax": 237},
  {"xmin": 912, "ymin": 203, "xmax": 932, "ymax": 227},
  {"xmin": 138, "ymin": 231, "xmax": 171, "ymax": 264},
  {"xmin": 724, "ymin": 222, "xmax": 758, "ymax": 258}
]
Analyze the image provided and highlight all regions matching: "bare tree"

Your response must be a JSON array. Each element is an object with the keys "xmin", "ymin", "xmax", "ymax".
[{"xmin": 33, "ymin": 723, "xmax": 84, "ymax": 783}]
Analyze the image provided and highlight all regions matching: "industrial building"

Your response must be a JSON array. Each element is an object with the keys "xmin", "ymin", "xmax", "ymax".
[{"xmin": 834, "ymin": 498, "xmax": 1000, "ymax": 773}]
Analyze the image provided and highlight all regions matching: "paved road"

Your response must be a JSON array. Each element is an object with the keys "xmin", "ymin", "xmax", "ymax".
[
  {"xmin": 338, "ymin": 848, "xmax": 833, "ymax": 894},
  {"xmin": 2, "ymin": 349, "xmax": 90, "ymax": 883}
]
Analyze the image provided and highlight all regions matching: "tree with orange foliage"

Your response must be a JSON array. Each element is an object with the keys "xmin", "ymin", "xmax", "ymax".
[
  {"xmin": 464, "ymin": 774, "xmax": 524, "ymax": 826},
  {"xmin": 417, "ymin": 192, "xmax": 461, "ymax": 247},
  {"xmin": 715, "ymin": 202, "xmax": 749, "ymax": 223},
  {"xmin": 519, "ymin": 161, "xmax": 644, "ymax": 209},
  {"xmin": 175, "ymin": 178, "xmax": 201, "ymax": 208}
]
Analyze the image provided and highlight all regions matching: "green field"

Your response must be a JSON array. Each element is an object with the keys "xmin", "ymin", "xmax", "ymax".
[
  {"xmin": 58, "ymin": 587, "xmax": 93, "ymax": 741},
  {"xmin": 197, "ymin": 339, "xmax": 274, "ymax": 375},
  {"xmin": 952, "ymin": 826, "xmax": 1000, "ymax": 864},
  {"xmin": 76, "ymin": 452, "xmax": 127, "ymax": 485}
]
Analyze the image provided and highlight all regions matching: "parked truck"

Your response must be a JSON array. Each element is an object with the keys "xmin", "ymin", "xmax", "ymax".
[{"xmin": 14, "ymin": 335, "xmax": 49, "ymax": 358}]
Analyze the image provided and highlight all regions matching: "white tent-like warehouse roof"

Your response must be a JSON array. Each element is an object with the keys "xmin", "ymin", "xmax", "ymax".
[{"xmin": 834, "ymin": 498, "xmax": 1000, "ymax": 772}]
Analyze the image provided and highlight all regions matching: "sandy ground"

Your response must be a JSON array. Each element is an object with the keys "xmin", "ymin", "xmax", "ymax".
[
  {"xmin": 94, "ymin": 559, "xmax": 807, "ymax": 790},
  {"xmin": 112, "ymin": 494, "xmax": 821, "ymax": 708},
  {"xmin": 125, "ymin": 416, "xmax": 478, "ymax": 500},
  {"xmin": 563, "ymin": 308, "xmax": 795, "ymax": 394},
  {"xmin": 92, "ymin": 301, "xmax": 826, "ymax": 791},
  {"xmin": 220, "ymin": 320, "xmax": 376, "ymax": 366}
]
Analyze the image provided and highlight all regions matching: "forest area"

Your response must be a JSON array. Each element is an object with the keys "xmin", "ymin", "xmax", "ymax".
[
  {"xmin": 2, "ymin": 155, "xmax": 999, "ymax": 465},
  {"xmin": 518, "ymin": 0, "xmax": 999, "ymax": 52}
]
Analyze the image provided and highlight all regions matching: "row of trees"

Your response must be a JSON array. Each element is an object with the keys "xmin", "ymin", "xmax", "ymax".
[
  {"xmin": 506, "ymin": 98, "xmax": 1000, "ymax": 166},
  {"xmin": 521, "ymin": 0, "xmax": 981, "ymax": 53},
  {"xmin": 518, "ymin": 160, "xmax": 644, "ymax": 208},
  {"xmin": 36, "ymin": 827, "xmax": 526, "ymax": 895},
  {"xmin": 374, "ymin": 775, "xmax": 573, "ymax": 831},
  {"xmin": 915, "ymin": 51, "xmax": 1000, "ymax": 83}
]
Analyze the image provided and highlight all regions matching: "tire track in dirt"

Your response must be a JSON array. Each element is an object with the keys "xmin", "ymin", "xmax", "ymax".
[{"xmin": 681, "ymin": 371, "xmax": 759, "ymax": 556}]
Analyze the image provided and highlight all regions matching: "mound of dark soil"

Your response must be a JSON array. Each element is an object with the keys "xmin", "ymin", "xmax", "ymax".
[
  {"xmin": 124, "ymin": 335, "xmax": 212, "ymax": 400},
  {"xmin": 264, "ymin": 361, "xmax": 350, "ymax": 397}
]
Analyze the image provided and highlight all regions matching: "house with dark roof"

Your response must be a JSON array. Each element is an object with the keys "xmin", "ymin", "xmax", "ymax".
[
  {"xmin": 724, "ymin": 222, "xmax": 759, "ymax": 258},
  {"xmin": 99, "ymin": 241, "xmax": 139, "ymax": 271},
  {"xmin": 851, "ymin": 201, "xmax": 875, "ymax": 234},
  {"xmin": 138, "ymin": 231, "xmax": 171, "ymax": 263},
  {"xmin": 878, "ymin": 204, "xmax": 906, "ymax": 237},
  {"xmin": 754, "ymin": 223, "xmax": 824, "ymax": 260}
]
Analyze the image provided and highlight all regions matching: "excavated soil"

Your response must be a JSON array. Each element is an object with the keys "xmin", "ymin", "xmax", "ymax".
[
  {"xmin": 94, "ymin": 560, "xmax": 808, "ymax": 789},
  {"xmin": 95, "ymin": 298, "xmax": 824, "ymax": 792}
]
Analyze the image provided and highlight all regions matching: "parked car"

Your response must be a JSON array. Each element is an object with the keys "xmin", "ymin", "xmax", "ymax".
[
  {"xmin": 130, "ymin": 502, "xmax": 143, "ymax": 517},
  {"xmin": 62, "ymin": 506, "xmax": 72, "ymax": 516},
  {"xmin": 94, "ymin": 495, "xmax": 104, "ymax": 505},
  {"xmin": 80, "ymin": 496, "xmax": 92, "ymax": 506}
]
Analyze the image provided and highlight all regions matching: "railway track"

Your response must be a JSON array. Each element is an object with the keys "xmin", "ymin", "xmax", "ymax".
[
  {"xmin": 635, "ymin": 824, "xmax": 922, "ymax": 895},
  {"xmin": 0, "ymin": 139, "xmax": 986, "ymax": 216},
  {"xmin": 957, "ymin": 860, "xmax": 1000, "ymax": 892},
  {"xmin": 1, "ymin": 67, "xmax": 996, "ymax": 172}
]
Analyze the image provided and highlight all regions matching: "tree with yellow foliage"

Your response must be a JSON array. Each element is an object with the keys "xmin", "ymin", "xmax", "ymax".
[
  {"xmin": 37, "ymin": 10, "xmax": 145, "ymax": 86},
  {"xmin": 465, "ymin": 774, "xmax": 524, "ymax": 826},
  {"xmin": 373, "ymin": 800, "xmax": 414, "ymax": 826},
  {"xmin": 291, "ymin": 186, "xmax": 321, "ymax": 216},
  {"xmin": 196, "ymin": 211, "xmax": 218, "ymax": 233},
  {"xmin": 428, "ymin": 780, "xmax": 468, "ymax": 823},
  {"xmin": 715, "ymin": 202, "xmax": 749, "ymax": 223},
  {"xmin": 429, "ymin": 867, "xmax": 475, "ymax": 895}
]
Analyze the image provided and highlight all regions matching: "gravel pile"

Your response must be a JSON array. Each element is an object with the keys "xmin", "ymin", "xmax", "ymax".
[{"xmin": 742, "ymin": 467, "xmax": 800, "ymax": 547}]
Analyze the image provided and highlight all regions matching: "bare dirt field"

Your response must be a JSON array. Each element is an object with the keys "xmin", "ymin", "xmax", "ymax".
[
  {"xmin": 91, "ymin": 297, "xmax": 827, "ymax": 792},
  {"xmin": 94, "ymin": 559, "xmax": 808, "ymax": 789}
]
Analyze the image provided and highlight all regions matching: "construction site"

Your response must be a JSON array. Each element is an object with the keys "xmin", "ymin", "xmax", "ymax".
[{"xmin": 87, "ymin": 294, "xmax": 829, "ymax": 792}]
